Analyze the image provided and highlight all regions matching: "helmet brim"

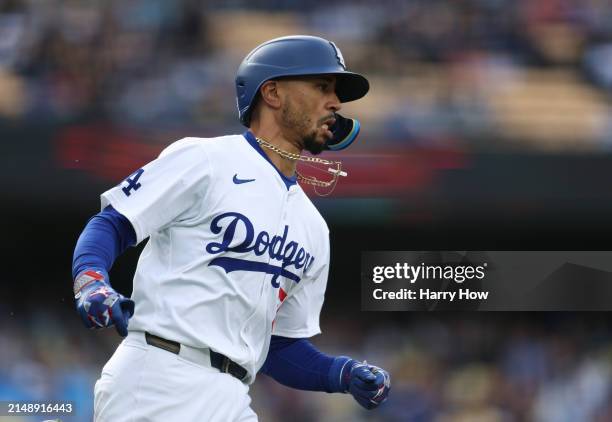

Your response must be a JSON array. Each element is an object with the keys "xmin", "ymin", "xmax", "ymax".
[
  {"xmin": 334, "ymin": 72, "xmax": 370, "ymax": 103},
  {"xmin": 274, "ymin": 71, "xmax": 369, "ymax": 102}
]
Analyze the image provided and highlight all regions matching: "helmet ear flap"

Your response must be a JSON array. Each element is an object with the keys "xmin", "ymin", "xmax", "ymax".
[
  {"xmin": 237, "ymin": 79, "xmax": 251, "ymax": 126},
  {"xmin": 326, "ymin": 114, "xmax": 360, "ymax": 151},
  {"xmin": 236, "ymin": 78, "xmax": 247, "ymax": 101}
]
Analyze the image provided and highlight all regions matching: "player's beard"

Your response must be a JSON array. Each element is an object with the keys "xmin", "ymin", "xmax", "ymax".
[
  {"xmin": 281, "ymin": 100, "xmax": 326, "ymax": 155},
  {"xmin": 302, "ymin": 133, "xmax": 325, "ymax": 155}
]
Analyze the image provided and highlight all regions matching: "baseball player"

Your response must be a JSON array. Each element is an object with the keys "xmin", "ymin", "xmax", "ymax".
[{"xmin": 72, "ymin": 35, "xmax": 390, "ymax": 421}]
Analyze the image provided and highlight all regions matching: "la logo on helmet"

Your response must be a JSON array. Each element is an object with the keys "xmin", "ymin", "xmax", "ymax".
[{"xmin": 329, "ymin": 41, "xmax": 346, "ymax": 69}]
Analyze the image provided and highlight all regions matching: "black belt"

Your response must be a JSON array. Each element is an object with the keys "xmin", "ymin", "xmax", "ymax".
[{"xmin": 144, "ymin": 331, "xmax": 248, "ymax": 381}]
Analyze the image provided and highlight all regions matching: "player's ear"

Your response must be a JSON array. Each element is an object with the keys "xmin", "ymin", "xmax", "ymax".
[{"xmin": 259, "ymin": 80, "xmax": 282, "ymax": 110}]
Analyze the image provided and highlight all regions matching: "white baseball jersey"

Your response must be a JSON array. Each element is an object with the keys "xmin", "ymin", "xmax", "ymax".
[{"xmin": 100, "ymin": 131, "xmax": 330, "ymax": 382}]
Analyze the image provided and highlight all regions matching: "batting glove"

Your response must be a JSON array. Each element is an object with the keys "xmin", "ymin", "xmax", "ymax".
[
  {"xmin": 341, "ymin": 360, "xmax": 391, "ymax": 409},
  {"xmin": 74, "ymin": 269, "xmax": 135, "ymax": 337}
]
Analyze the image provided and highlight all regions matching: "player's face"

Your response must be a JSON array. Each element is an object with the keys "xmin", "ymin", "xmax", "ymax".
[{"xmin": 278, "ymin": 76, "xmax": 341, "ymax": 154}]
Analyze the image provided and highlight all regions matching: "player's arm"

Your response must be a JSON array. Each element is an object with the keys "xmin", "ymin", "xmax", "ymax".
[
  {"xmin": 268, "ymin": 233, "xmax": 390, "ymax": 409},
  {"xmin": 72, "ymin": 205, "xmax": 137, "ymax": 336},
  {"xmin": 72, "ymin": 138, "xmax": 211, "ymax": 336},
  {"xmin": 259, "ymin": 336, "xmax": 390, "ymax": 410}
]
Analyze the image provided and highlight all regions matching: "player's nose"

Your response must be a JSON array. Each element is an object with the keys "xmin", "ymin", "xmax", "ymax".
[{"xmin": 327, "ymin": 91, "xmax": 341, "ymax": 113}]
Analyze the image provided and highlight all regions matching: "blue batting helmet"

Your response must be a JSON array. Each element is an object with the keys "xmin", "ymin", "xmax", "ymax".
[{"xmin": 236, "ymin": 35, "xmax": 370, "ymax": 127}]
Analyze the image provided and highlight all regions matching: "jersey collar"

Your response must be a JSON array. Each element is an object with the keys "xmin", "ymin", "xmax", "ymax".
[{"xmin": 243, "ymin": 131, "xmax": 297, "ymax": 190}]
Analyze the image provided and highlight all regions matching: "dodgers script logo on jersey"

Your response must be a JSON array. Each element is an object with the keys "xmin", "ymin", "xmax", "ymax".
[{"xmin": 205, "ymin": 212, "xmax": 315, "ymax": 288}]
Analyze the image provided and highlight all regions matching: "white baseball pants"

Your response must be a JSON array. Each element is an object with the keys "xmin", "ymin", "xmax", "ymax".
[{"xmin": 93, "ymin": 332, "xmax": 257, "ymax": 421}]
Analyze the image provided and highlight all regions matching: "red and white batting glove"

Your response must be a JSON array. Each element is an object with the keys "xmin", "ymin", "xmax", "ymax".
[{"xmin": 74, "ymin": 269, "xmax": 135, "ymax": 337}]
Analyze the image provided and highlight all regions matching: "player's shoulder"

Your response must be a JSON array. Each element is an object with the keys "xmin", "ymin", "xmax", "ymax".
[{"xmin": 159, "ymin": 134, "xmax": 245, "ymax": 158}]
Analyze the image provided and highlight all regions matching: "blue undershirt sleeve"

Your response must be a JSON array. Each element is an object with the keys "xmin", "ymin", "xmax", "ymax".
[
  {"xmin": 259, "ymin": 335, "xmax": 352, "ymax": 393},
  {"xmin": 72, "ymin": 205, "xmax": 137, "ymax": 280}
]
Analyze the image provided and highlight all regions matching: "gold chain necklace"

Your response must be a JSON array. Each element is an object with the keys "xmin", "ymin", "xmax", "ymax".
[
  {"xmin": 256, "ymin": 137, "xmax": 331, "ymax": 164},
  {"xmin": 255, "ymin": 137, "xmax": 347, "ymax": 191}
]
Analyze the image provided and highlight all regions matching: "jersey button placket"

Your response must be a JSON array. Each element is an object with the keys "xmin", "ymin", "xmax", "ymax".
[
  {"xmin": 270, "ymin": 188, "xmax": 291, "ymax": 290},
  {"xmin": 244, "ymin": 187, "xmax": 290, "ymax": 362}
]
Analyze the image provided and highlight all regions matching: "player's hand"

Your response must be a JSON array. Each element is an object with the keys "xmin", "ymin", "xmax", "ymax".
[
  {"xmin": 73, "ymin": 269, "xmax": 135, "ymax": 337},
  {"xmin": 342, "ymin": 360, "xmax": 391, "ymax": 410}
]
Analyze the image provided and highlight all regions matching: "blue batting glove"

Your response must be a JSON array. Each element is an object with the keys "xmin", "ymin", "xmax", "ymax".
[
  {"xmin": 73, "ymin": 269, "xmax": 135, "ymax": 337},
  {"xmin": 341, "ymin": 360, "xmax": 391, "ymax": 410}
]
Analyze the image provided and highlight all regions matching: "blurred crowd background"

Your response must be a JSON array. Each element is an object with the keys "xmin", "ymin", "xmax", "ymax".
[
  {"xmin": 3, "ymin": 0, "xmax": 612, "ymax": 421},
  {"xmin": 4, "ymin": 0, "xmax": 612, "ymax": 225},
  {"xmin": 4, "ymin": 0, "xmax": 612, "ymax": 148}
]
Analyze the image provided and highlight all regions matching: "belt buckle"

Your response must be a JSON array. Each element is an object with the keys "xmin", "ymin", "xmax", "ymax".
[{"xmin": 221, "ymin": 356, "xmax": 230, "ymax": 373}]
